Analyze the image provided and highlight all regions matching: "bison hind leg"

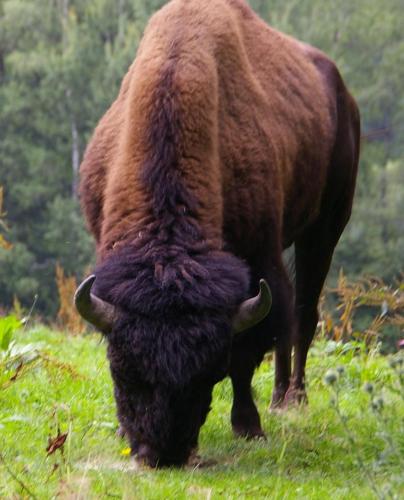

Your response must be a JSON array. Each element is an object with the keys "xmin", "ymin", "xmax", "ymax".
[{"xmin": 285, "ymin": 200, "xmax": 355, "ymax": 406}]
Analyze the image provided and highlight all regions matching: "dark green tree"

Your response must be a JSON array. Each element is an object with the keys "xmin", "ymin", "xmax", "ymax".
[{"xmin": 0, "ymin": 0, "xmax": 403, "ymax": 316}]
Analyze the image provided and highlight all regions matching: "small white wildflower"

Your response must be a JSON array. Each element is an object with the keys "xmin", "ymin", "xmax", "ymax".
[
  {"xmin": 363, "ymin": 382, "xmax": 374, "ymax": 394},
  {"xmin": 324, "ymin": 369, "xmax": 338, "ymax": 386}
]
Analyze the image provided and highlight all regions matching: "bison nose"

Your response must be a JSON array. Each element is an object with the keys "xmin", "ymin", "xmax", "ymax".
[{"xmin": 136, "ymin": 443, "xmax": 160, "ymax": 468}]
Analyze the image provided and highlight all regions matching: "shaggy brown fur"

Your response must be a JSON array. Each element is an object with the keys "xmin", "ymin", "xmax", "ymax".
[{"xmin": 79, "ymin": 0, "xmax": 360, "ymax": 465}]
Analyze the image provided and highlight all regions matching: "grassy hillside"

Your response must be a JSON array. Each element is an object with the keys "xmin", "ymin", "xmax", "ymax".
[{"xmin": 0, "ymin": 327, "xmax": 403, "ymax": 499}]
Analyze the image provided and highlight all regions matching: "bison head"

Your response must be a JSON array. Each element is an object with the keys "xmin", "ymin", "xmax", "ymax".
[{"xmin": 75, "ymin": 248, "xmax": 271, "ymax": 467}]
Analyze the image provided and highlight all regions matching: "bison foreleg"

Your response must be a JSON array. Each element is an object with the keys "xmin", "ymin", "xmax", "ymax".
[{"xmin": 229, "ymin": 348, "xmax": 266, "ymax": 439}]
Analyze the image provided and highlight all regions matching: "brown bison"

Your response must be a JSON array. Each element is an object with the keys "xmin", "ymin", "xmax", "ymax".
[{"xmin": 75, "ymin": 0, "xmax": 360, "ymax": 467}]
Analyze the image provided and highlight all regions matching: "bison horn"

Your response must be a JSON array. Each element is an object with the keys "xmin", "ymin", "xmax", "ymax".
[
  {"xmin": 74, "ymin": 275, "xmax": 117, "ymax": 334},
  {"xmin": 233, "ymin": 279, "xmax": 272, "ymax": 334}
]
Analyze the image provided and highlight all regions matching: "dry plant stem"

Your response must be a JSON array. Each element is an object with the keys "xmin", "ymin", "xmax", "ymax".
[
  {"xmin": 387, "ymin": 363, "xmax": 404, "ymax": 405},
  {"xmin": 39, "ymin": 354, "xmax": 83, "ymax": 379},
  {"xmin": 56, "ymin": 264, "xmax": 86, "ymax": 334},
  {"xmin": 324, "ymin": 273, "xmax": 404, "ymax": 347},
  {"xmin": 396, "ymin": 365, "xmax": 404, "ymax": 400},
  {"xmin": 0, "ymin": 452, "xmax": 38, "ymax": 499},
  {"xmin": 22, "ymin": 294, "xmax": 38, "ymax": 332},
  {"xmin": 374, "ymin": 362, "xmax": 404, "ymax": 466},
  {"xmin": 331, "ymin": 388, "xmax": 389, "ymax": 500},
  {"xmin": 370, "ymin": 397, "xmax": 403, "ymax": 466},
  {"xmin": 0, "ymin": 359, "xmax": 42, "ymax": 390},
  {"xmin": 375, "ymin": 411, "xmax": 403, "ymax": 465}
]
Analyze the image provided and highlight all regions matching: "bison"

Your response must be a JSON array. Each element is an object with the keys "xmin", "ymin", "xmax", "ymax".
[{"xmin": 75, "ymin": 0, "xmax": 360, "ymax": 467}]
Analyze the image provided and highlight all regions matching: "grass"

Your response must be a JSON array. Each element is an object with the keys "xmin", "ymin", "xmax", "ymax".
[{"xmin": 0, "ymin": 327, "xmax": 403, "ymax": 499}]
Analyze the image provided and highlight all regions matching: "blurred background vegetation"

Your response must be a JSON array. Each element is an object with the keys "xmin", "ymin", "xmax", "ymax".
[{"xmin": 0, "ymin": 0, "xmax": 402, "ymax": 345}]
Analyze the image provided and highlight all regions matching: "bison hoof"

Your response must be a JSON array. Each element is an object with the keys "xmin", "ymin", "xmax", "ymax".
[
  {"xmin": 270, "ymin": 387, "xmax": 308, "ymax": 412},
  {"xmin": 283, "ymin": 387, "xmax": 308, "ymax": 406},
  {"xmin": 187, "ymin": 451, "xmax": 217, "ymax": 468},
  {"xmin": 231, "ymin": 406, "xmax": 266, "ymax": 440},
  {"xmin": 232, "ymin": 424, "xmax": 266, "ymax": 440},
  {"xmin": 269, "ymin": 388, "xmax": 288, "ymax": 411}
]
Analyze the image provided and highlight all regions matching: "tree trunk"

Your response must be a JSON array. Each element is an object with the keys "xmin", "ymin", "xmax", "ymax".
[
  {"xmin": 71, "ymin": 116, "xmax": 80, "ymax": 198},
  {"xmin": 117, "ymin": 0, "xmax": 126, "ymax": 44},
  {"xmin": 60, "ymin": 0, "xmax": 80, "ymax": 198}
]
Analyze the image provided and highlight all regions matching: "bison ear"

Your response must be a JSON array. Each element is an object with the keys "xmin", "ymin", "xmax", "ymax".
[
  {"xmin": 74, "ymin": 275, "xmax": 117, "ymax": 334},
  {"xmin": 232, "ymin": 279, "xmax": 272, "ymax": 335}
]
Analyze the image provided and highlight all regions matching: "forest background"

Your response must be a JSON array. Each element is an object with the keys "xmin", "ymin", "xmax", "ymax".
[{"xmin": 0, "ymin": 0, "xmax": 403, "ymax": 321}]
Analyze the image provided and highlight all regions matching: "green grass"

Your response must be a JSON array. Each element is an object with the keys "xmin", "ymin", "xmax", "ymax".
[{"xmin": 0, "ymin": 328, "xmax": 403, "ymax": 499}]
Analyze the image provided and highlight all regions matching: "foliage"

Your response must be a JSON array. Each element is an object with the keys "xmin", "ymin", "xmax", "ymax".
[
  {"xmin": 0, "ymin": 186, "xmax": 11, "ymax": 250},
  {"xmin": 320, "ymin": 272, "xmax": 404, "ymax": 352},
  {"xmin": 0, "ymin": 315, "xmax": 41, "ymax": 389},
  {"xmin": 0, "ymin": 327, "xmax": 403, "ymax": 498},
  {"xmin": 55, "ymin": 263, "xmax": 86, "ymax": 334},
  {"xmin": 0, "ymin": 0, "xmax": 403, "ymax": 317},
  {"xmin": 324, "ymin": 352, "xmax": 404, "ymax": 500},
  {"xmin": 0, "ymin": 315, "xmax": 20, "ymax": 351}
]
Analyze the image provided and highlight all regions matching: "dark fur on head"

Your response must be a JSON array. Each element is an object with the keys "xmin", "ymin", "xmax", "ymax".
[
  {"xmin": 95, "ymin": 241, "xmax": 250, "ymax": 385},
  {"xmin": 94, "ymin": 239, "xmax": 249, "ymax": 465}
]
